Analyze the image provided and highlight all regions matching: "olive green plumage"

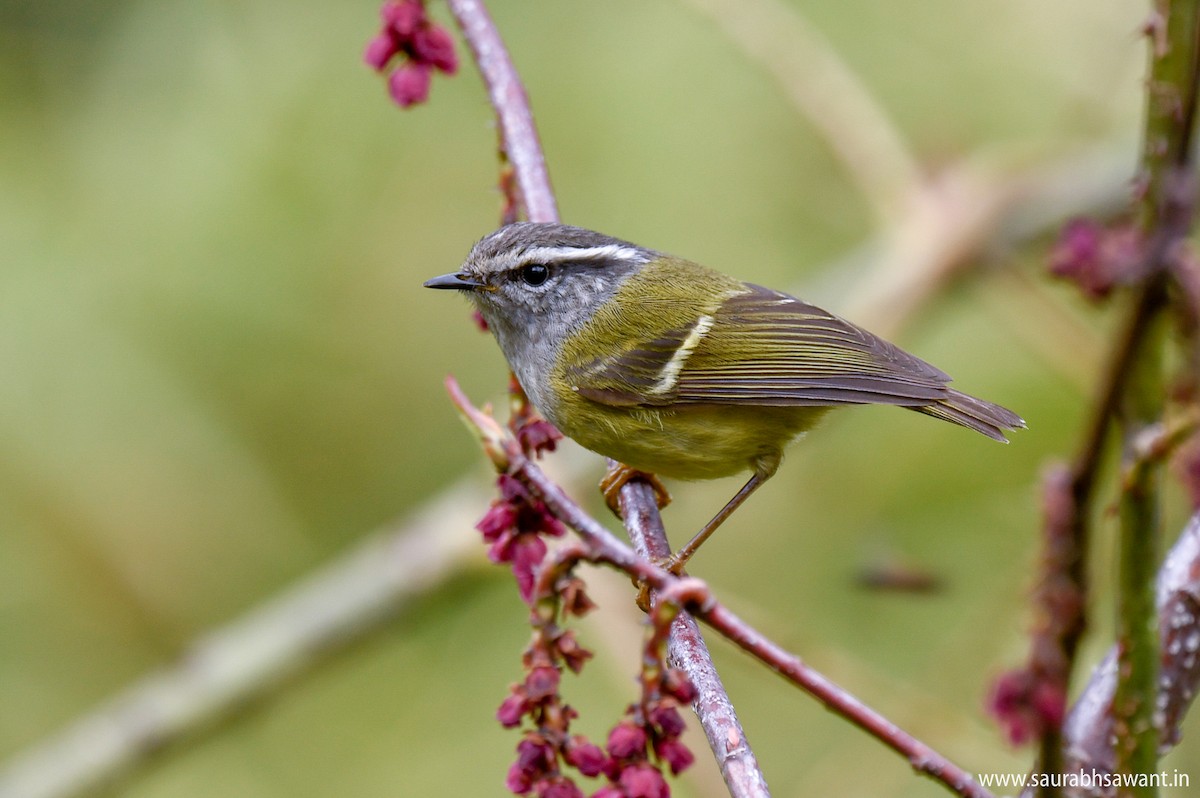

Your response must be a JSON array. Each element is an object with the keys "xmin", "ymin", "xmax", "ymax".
[
  {"xmin": 426, "ymin": 222, "xmax": 1023, "ymax": 562},
  {"xmin": 556, "ymin": 253, "xmax": 1020, "ymax": 478}
]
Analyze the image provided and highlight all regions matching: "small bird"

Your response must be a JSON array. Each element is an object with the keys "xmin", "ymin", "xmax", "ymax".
[{"xmin": 426, "ymin": 222, "xmax": 1023, "ymax": 570}]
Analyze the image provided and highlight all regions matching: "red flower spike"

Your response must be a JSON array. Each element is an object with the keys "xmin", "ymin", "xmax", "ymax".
[
  {"xmin": 654, "ymin": 738, "xmax": 695, "ymax": 775},
  {"xmin": 619, "ymin": 764, "xmax": 669, "ymax": 798},
  {"xmin": 363, "ymin": 31, "xmax": 400, "ymax": 71},
  {"xmin": 411, "ymin": 25, "xmax": 459, "ymax": 74},
  {"xmin": 592, "ymin": 788, "xmax": 624, "ymax": 798},
  {"xmin": 606, "ymin": 722, "xmax": 648, "ymax": 760},
  {"xmin": 565, "ymin": 736, "xmax": 608, "ymax": 777},
  {"xmin": 388, "ymin": 63, "xmax": 432, "ymax": 107}
]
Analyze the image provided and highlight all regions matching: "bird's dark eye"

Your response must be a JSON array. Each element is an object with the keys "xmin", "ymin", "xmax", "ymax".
[{"xmin": 519, "ymin": 263, "xmax": 550, "ymax": 286}]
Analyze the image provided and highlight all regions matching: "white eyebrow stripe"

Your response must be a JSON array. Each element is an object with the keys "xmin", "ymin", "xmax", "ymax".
[
  {"xmin": 646, "ymin": 314, "xmax": 714, "ymax": 396},
  {"xmin": 521, "ymin": 244, "xmax": 646, "ymax": 263}
]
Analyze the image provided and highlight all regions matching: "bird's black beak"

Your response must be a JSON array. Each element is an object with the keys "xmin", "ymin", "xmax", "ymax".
[{"xmin": 424, "ymin": 272, "xmax": 485, "ymax": 291}]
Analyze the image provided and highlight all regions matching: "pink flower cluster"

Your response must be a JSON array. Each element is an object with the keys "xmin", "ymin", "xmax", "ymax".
[
  {"xmin": 477, "ymin": 474, "xmax": 566, "ymax": 603},
  {"xmin": 516, "ymin": 418, "xmax": 562, "ymax": 459},
  {"xmin": 364, "ymin": 0, "xmax": 458, "ymax": 108},
  {"xmin": 1048, "ymin": 218, "xmax": 1142, "ymax": 300},
  {"xmin": 986, "ymin": 668, "xmax": 1066, "ymax": 746},
  {"xmin": 502, "ymin": 663, "xmax": 697, "ymax": 798},
  {"xmin": 491, "ymin": 534, "xmax": 697, "ymax": 798}
]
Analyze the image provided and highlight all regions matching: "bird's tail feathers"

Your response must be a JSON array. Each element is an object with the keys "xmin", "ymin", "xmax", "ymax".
[{"xmin": 915, "ymin": 389, "xmax": 1025, "ymax": 442}]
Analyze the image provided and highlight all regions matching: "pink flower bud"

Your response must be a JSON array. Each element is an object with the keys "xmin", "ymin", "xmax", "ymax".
[
  {"xmin": 387, "ymin": 63, "xmax": 432, "ymax": 108},
  {"xmin": 517, "ymin": 418, "xmax": 562, "ymax": 458},
  {"xmin": 411, "ymin": 25, "xmax": 459, "ymax": 73},
  {"xmin": 508, "ymin": 737, "xmax": 555, "ymax": 792},
  {"xmin": 363, "ymin": 32, "xmax": 400, "ymax": 71},
  {"xmin": 534, "ymin": 777, "xmax": 584, "ymax": 798},
  {"xmin": 564, "ymin": 736, "xmax": 608, "ymax": 777},
  {"xmin": 524, "ymin": 666, "xmax": 561, "ymax": 701},
  {"xmin": 505, "ymin": 762, "xmax": 533, "ymax": 795},
  {"xmin": 987, "ymin": 669, "xmax": 1046, "ymax": 746},
  {"xmin": 662, "ymin": 668, "xmax": 697, "ymax": 705},
  {"xmin": 477, "ymin": 500, "xmax": 518, "ymax": 541},
  {"xmin": 381, "ymin": 0, "xmax": 425, "ymax": 38},
  {"xmin": 510, "ymin": 533, "xmax": 548, "ymax": 602},
  {"xmin": 606, "ymin": 722, "xmax": 647, "ymax": 760},
  {"xmin": 619, "ymin": 764, "xmax": 669, "ymax": 798},
  {"xmin": 554, "ymin": 630, "xmax": 593, "ymax": 674},
  {"xmin": 486, "ymin": 529, "xmax": 517, "ymax": 564},
  {"xmin": 655, "ymin": 738, "xmax": 694, "ymax": 775},
  {"xmin": 648, "ymin": 705, "xmax": 685, "ymax": 738},
  {"xmin": 498, "ymin": 473, "xmax": 532, "ymax": 504},
  {"xmin": 497, "ymin": 692, "xmax": 530, "ymax": 728}
]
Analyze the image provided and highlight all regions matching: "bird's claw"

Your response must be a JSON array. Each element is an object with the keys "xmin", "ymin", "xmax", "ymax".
[{"xmin": 600, "ymin": 464, "xmax": 671, "ymax": 517}]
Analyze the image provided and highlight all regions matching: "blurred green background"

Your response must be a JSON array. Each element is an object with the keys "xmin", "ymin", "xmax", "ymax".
[{"xmin": 2, "ymin": 0, "xmax": 1196, "ymax": 796}]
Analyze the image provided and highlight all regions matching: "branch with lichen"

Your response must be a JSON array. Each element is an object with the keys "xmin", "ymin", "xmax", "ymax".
[{"xmin": 1051, "ymin": 512, "xmax": 1200, "ymax": 798}]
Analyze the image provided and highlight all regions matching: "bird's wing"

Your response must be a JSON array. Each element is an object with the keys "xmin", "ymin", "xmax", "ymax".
[{"xmin": 568, "ymin": 283, "xmax": 953, "ymax": 408}]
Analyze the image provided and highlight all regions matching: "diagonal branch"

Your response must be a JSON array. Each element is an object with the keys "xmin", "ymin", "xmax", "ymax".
[
  {"xmin": 618, "ymin": 483, "xmax": 771, "ymax": 797},
  {"xmin": 0, "ymin": 491, "xmax": 481, "ymax": 798},
  {"xmin": 448, "ymin": 379, "xmax": 996, "ymax": 798}
]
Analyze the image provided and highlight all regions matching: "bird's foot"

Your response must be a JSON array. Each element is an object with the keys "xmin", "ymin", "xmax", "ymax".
[
  {"xmin": 600, "ymin": 464, "xmax": 671, "ymax": 517},
  {"xmin": 635, "ymin": 554, "xmax": 687, "ymax": 613}
]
